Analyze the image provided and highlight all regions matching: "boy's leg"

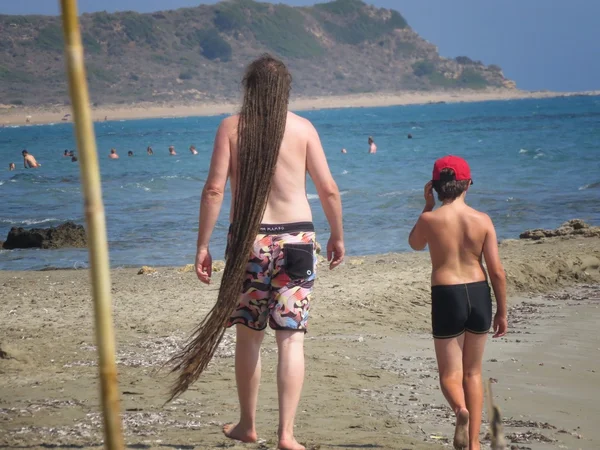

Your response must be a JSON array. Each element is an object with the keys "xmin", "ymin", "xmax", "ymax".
[
  {"xmin": 462, "ymin": 332, "xmax": 488, "ymax": 450},
  {"xmin": 434, "ymin": 335, "xmax": 469, "ymax": 449},
  {"xmin": 223, "ymin": 324, "xmax": 265, "ymax": 443},
  {"xmin": 434, "ymin": 334, "xmax": 467, "ymax": 412},
  {"xmin": 276, "ymin": 330, "xmax": 306, "ymax": 450}
]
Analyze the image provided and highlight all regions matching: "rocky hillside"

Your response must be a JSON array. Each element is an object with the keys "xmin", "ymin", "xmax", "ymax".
[{"xmin": 0, "ymin": 0, "xmax": 515, "ymax": 106}]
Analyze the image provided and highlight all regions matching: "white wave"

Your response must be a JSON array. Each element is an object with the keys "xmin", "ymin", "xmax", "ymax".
[
  {"xmin": 0, "ymin": 217, "xmax": 61, "ymax": 225},
  {"xmin": 0, "ymin": 180, "xmax": 4, "ymax": 186},
  {"xmin": 340, "ymin": 190, "xmax": 348, "ymax": 196},
  {"xmin": 533, "ymin": 152, "xmax": 545, "ymax": 159},
  {"xmin": 519, "ymin": 149, "xmax": 528, "ymax": 154},
  {"xmin": 307, "ymin": 194, "xmax": 318, "ymax": 200},
  {"xmin": 341, "ymin": 170, "xmax": 348, "ymax": 175},
  {"xmin": 579, "ymin": 182, "xmax": 600, "ymax": 191},
  {"xmin": 9, "ymin": 125, "xmax": 20, "ymax": 128},
  {"xmin": 379, "ymin": 191, "xmax": 406, "ymax": 198},
  {"xmin": 411, "ymin": 126, "xmax": 422, "ymax": 130}
]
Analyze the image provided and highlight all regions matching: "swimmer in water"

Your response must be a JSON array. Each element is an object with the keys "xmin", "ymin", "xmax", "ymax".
[
  {"xmin": 71, "ymin": 156, "xmax": 78, "ymax": 162},
  {"xmin": 341, "ymin": 148, "xmax": 347, "ymax": 154},
  {"xmin": 147, "ymin": 146, "xmax": 154, "ymax": 155},
  {"xmin": 109, "ymin": 148, "xmax": 119, "ymax": 159},
  {"xmin": 9, "ymin": 162, "xmax": 15, "ymax": 171},
  {"xmin": 408, "ymin": 134, "xmax": 413, "ymax": 139},
  {"xmin": 63, "ymin": 150, "xmax": 70, "ymax": 157},
  {"xmin": 22, "ymin": 150, "xmax": 41, "ymax": 168},
  {"xmin": 190, "ymin": 145, "xmax": 198, "ymax": 155},
  {"xmin": 169, "ymin": 145, "xmax": 177, "ymax": 156},
  {"xmin": 128, "ymin": 151, "xmax": 134, "ymax": 157},
  {"xmin": 368, "ymin": 136, "xmax": 377, "ymax": 154}
]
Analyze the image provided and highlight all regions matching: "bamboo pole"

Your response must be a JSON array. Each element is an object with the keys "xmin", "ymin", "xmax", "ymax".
[{"xmin": 59, "ymin": 2, "xmax": 124, "ymax": 449}]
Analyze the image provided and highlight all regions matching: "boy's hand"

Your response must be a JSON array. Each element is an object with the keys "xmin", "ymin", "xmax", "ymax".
[
  {"xmin": 195, "ymin": 247, "xmax": 213, "ymax": 284},
  {"xmin": 424, "ymin": 181, "xmax": 435, "ymax": 211},
  {"xmin": 327, "ymin": 237, "xmax": 345, "ymax": 270},
  {"xmin": 492, "ymin": 313, "xmax": 507, "ymax": 338}
]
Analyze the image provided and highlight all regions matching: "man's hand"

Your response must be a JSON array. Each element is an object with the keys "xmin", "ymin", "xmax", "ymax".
[
  {"xmin": 424, "ymin": 181, "xmax": 435, "ymax": 211},
  {"xmin": 195, "ymin": 247, "xmax": 213, "ymax": 284},
  {"xmin": 492, "ymin": 313, "xmax": 507, "ymax": 338},
  {"xmin": 327, "ymin": 237, "xmax": 345, "ymax": 270}
]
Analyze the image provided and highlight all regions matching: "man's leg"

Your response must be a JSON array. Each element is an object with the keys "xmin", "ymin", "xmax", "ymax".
[
  {"xmin": 434, "ymin": 334, "xmax": 469, "ymax": 449},
  {"xmin": 223, "ymin": 324, "xmax": 265, "ymax": 443},
  {"xmin": 462, "ymin": 332, "xmax": 488, "ymax": 450},
  {"xmin": 276, "ymin": 330, "xmax": 305, "ymax": 450}
]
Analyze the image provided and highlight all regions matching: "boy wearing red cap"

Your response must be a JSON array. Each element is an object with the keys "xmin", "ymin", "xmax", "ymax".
[{"xmin": 408, "ymin": 155, "xmax": 508, "ymax": 450}]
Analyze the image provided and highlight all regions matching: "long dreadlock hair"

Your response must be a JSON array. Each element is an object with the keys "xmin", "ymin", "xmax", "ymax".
[{"xmin": 166, "ymin": 54, "xmax": 292, "ymax": 402}]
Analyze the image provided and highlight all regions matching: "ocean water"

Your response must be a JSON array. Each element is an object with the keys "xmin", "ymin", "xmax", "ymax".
[{"xmin": 1, "ymin": 96, "xmax": 599, "ymax": 271}]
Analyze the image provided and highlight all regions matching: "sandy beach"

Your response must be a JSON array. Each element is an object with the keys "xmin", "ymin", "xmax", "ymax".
[
  {"xmin": 1, "ymin": 235, "xmax": 599, "ymax": 449},
  {"xmin": 1, "ymin": 89, "xmax": 599, "ymax": 126}
]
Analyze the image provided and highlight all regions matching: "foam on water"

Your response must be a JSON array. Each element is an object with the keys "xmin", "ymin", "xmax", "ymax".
[{"xmin": 1, "ymin": 96, "xmax": 599, "ymax": 270}]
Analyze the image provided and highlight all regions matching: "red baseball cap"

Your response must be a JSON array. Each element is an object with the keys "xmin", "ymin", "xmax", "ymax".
[{"xmin": 432, "ymin": 155, "xmax": 472, "ymax": 183}]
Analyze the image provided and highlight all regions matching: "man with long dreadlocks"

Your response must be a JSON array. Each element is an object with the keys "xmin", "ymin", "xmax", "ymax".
[{"xmin": 168, "ymin": 55, "xmax": 345, "ymax": 450}]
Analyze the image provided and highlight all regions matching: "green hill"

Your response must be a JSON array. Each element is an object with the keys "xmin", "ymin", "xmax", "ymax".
[{"xmin": 0, "ymin": 0, "xmax": 514, "ymax": 106}]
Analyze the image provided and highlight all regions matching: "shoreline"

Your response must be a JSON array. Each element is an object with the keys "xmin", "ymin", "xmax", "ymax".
[{"xmin": 1, "ymin": 88, "xmax": 599, "ymax": 126}]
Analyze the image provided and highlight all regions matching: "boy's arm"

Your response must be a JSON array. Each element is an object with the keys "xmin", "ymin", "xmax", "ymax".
[
  {"xmin": 482, "ymin": 216, "xmax": 508, "ymax": 337},
  {"xmin": 408, "ymin": 212, "xmax": 429, "ymax": 251},
  {"xmin": 306, "ymin": 121, "xmax": 344, "ymax": 269},
  {"xmin": 409, "ymin": 181, "xmax": 435, "ymax": 251}
]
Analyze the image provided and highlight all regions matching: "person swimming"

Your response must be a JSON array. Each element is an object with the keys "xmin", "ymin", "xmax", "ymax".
[
  {"xmin": 368, "ymin": 136, "xmax": 377, "ymax": 154},
  {"xmin": 9, "ymin": 162, "xmax": 15, "ymax": 171},
  {"xmin": 22, "ymin": 150, "xmax": 41, "ymax": 168},
  {"xmin": 189, "ymin": 145, "xmax": 198, "ymax": 155},
  {"xmin": 147, "ymin": 146, "xmax": 154, "ymax": 155},
  {"xmin": 341, "ymin": 148, "xmax": 347, "ymax": 154},
  {"xmin": 63, "ymin": 150, "xmax": 70, "ymax": 157},
  {"xmin": 128, "ymin": 151, "xmax": 134, "ymax": 157},
  {"xmin": 109, "ymin": 148, "xmax": 119, "ymax": 159},
  {"xmin": 169, "ymin": 146, "xmax": 177, "ymax": 156}
]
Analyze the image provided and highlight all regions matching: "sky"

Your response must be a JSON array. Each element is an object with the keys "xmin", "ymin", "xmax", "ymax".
[{"xmin": 1, "ymin": 0, "xmax": 598, "ymax": 92}]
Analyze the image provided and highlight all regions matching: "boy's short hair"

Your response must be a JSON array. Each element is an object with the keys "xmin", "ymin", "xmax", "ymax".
[
  {"xmin": 431, "ymin": 155, "xmax": 473, "ymax": 201},
  {"xmin": 432, "ymin": 168, "xmax": 471, "ymax": 201}
]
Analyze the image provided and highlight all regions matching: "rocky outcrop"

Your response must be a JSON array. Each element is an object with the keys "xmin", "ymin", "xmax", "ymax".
[
  {"xmin": 138, "ymin": 266, "xmax": 157, "ymax": 275},
  {"xmin": 2, "ymin": 222, "xmax": 86, "ymax": 250},
  {"xmin": 520, "ymin": 219, "xmax": 600, "ymax": 240}
]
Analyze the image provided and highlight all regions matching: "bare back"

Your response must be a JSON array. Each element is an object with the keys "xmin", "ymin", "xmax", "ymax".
[
  {"xmin": 227, "ymin": 111, "xmax": 312, "ymax": 224},
  {"xmin": 420, "ymin": 201, "xmax": 491, "ymax": 286}
]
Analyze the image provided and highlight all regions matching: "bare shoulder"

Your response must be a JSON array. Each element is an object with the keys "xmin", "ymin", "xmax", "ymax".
[
  {"xmin": 218, "ymin": 114, "xmax": 239, "ymax": 138},
  {"xmin": 469, "ymin": 207, "xmax": 494, "ymax": 228},
  {"xmin": 287, "ymin": 111, "xmax": 315, "ymax": 132}
]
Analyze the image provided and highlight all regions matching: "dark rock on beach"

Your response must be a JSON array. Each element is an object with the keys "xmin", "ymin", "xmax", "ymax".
[
  {"xmin": 2, "ymin": 222, "xmax": 86, "ymax": 250},
  {"xmin": 520, "ymin": 219, "xmax": 600, "ymax": 240}
]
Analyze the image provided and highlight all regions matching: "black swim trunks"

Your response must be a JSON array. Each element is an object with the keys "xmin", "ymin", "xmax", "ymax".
[{"xmin": 431, "ymin": 281, "xmax": 492, "ymax": 339}]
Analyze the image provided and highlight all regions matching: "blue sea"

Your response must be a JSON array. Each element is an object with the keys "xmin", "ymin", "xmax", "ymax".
[{"xmin": 1, "ymin": 96, "xmax": 599, "ymax": 270}]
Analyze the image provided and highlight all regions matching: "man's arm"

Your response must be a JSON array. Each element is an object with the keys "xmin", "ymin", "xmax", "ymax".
[
  {"xmin": 197, "ymin": 119, "xmax": 231, "ymax": 251},
  {"xmin": 482, "ymin": 216, "xmax": 508, "ymax": 337},
  {"xmin": 306, "ymin": 121, "xmax": 344, "ymax": 268}
]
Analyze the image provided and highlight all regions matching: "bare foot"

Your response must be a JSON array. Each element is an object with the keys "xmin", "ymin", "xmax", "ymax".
[
  {"xmin": 453, "ymin": 408, "xmax": 469, "ymax": 450},
  {"xmin": 222, "ymin": 423, "xmax": 257, "ymax": 443},
  {"xmin": 278, "ymin": 437, "xmax": 306, "ymax": 450}
]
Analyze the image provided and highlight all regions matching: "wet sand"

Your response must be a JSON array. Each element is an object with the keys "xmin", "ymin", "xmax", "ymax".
[
  {"xmin": 2, "ymin": 89, "xmax": 599, "ymax": 126},
  {"xmin": 1, "ymin": 236, "xmax": 599, "ymax": 449}
]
